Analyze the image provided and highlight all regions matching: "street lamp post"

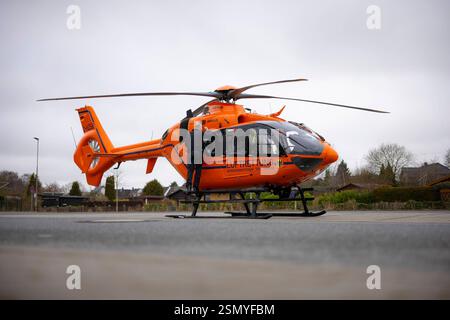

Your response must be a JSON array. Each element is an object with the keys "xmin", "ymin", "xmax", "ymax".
[
  {"xmin": 115, "ymin": 168, "xmax": 119, "ymax": 212},
  {"xmin": 33, "ymin": 137, "xmax": 39, "ymax": 212}
]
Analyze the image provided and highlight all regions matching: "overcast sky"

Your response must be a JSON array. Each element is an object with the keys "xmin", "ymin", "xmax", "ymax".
[{"xmin": 0, "ymin": 0, "xmax": 449, "ymax": 190}]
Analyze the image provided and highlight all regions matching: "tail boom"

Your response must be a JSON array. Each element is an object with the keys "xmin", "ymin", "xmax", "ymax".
[{"xmin": 74, "ymin": 106, "xmax": 165, "ymax": 186}]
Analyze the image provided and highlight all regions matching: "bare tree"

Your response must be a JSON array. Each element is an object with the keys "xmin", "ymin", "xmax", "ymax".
[
  {"xmin": 43, "ymin": 182, "xmax": 63, "ymax": 193},
  {"xmin": 365, "ymin": 143, "xmax": 413, "ymax": 179},
  {"xmin": 445, "ymin": 149, "xmax": 450, "ymax": 168},
  {"xmin": 351, "ymin": 165, "xmax": 381, "ymax": 184},
  {"xmin": 62, "ymin": 182, "xmax": 73, "ymax": 194},
  {"xmin": 335, "ymin": 160, "xmax": 351, "ymax": 186},
  {"xmin": 0, "ymin": 171, "xmax": 26, "ymax": 195},
  {"xmin": 107, "ymin": 168, "xmax": 124, "ymax": 188},
  {"xmin": 62, "ymin": 181, "xmax": 86, "ymax": 194}
]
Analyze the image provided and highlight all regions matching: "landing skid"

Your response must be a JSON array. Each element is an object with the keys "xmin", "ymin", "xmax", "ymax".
[
  {"xmin": 165, "ymin": 214, "xmax": 272, "ymax": 219},
  {"xmin": 225, "ymin": 210, "xmax": 327, "ymax": 217},
  {"xmin": 165, "ymin": 186, "xmax": 326, "ymax": 219}
]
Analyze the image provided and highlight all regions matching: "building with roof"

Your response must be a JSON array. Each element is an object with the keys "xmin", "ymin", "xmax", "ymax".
[
  {"xmin": 116, "ymin": 187, "xmax": 141, "ymax": 199},
  {"xmin": 336, "ymin": 183, "xmax": 388, "ymax": 192},
  {"xmin": 400, "ymin": 163, "xmax": 450, "ymax": 186}
]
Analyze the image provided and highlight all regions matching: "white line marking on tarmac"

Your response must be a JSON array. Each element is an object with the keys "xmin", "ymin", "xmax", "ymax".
[
  {"xmin": 37, "ymin": 234, "xmax": 53, "ymax": 238},
  {"xmin": 78, "ymin": 219, "xmax": 151, "ymax": 223}
]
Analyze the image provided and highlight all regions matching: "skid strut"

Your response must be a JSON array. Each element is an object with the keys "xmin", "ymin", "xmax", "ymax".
[{"xmin": 165, "ymin": 186, "xmax": 326, "ymax": 219}]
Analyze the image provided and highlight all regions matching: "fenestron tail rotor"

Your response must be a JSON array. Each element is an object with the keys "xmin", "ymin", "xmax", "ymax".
[
  {"xmin": 88, "ymin": 139, "xmax": 101, "ymax": 169},
  {"xmin": 37, "ymin": 77, "xmax": 389, "ymax": 114}
]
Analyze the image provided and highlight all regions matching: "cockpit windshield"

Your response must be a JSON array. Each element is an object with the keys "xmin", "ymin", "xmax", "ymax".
[
  {"xmin": 262, "ymin": 121, "xmax": 324, "ymax": 156},
  {"xmin": 288, "ymin": 121, "xmax": 325, "ymax": 142}
]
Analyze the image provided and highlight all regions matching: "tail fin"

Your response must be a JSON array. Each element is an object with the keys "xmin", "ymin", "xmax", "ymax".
[{"xmin": 74, "ymin": 106, "xmax": 116, "ymax": 186}]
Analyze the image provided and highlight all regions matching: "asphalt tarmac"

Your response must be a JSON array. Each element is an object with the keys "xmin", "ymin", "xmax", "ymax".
[{"xmin": 0, "ymin": 210, "xmax": 449, "ymax": 299}]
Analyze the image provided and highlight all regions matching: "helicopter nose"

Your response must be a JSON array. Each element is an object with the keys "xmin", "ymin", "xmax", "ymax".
[{"xmin": 323, "ymin": 144, "xmax": 338, "ymax": 165}]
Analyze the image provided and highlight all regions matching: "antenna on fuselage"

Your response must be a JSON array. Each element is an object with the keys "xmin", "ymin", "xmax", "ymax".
[{"xmin": 70, "ymin": 126, "xmax": 77, "ymax": 149}]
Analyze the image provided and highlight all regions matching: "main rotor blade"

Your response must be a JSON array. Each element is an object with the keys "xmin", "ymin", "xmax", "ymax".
[
  {"xmin": 236, "ymin": 93, "xmax": 389, "ymax": 114},
  {"xmin": 37, "ymin": 91, "xmax": 221, "ymax": 102},
  {"xmin": 228, "ymin": 78, "xmax": 308, "ymax": 99},
  {"xmin": 192, "ymin": 99, "xmax": 218, "ymax": 116}
]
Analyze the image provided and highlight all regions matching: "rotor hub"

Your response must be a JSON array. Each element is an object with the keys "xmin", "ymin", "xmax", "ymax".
[{"xmin": 214, "ymin": 85, "xmax": 237, "ymax": 92}]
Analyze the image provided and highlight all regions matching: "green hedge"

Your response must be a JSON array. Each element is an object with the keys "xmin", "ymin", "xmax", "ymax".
[
  {"xmin": 372, "ymin": 186, "xmax": 440, "ymax": 202},
  {"xmin": 317, "ymin": 190, "xmax": 374, "ymax": 205},
  {"xmin": 317, "ymin": 186, "xmax": 441, "ymax": 206}
]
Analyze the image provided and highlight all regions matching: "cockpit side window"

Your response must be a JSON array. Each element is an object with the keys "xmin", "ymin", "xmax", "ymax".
[
  {"xmin": 288, "ymin": 121, "xmax": 325, "ymax": 141},
  {"xmin": 161, "ymin": 129, "xmax": 169, "ymax": 141},
  {"xmin": 220, "ymin": 123, "xmax": 283, "ymax": 157},
  {"xmin": 262, "ymin": 121, "xmax": 324, "ymax": 156}
]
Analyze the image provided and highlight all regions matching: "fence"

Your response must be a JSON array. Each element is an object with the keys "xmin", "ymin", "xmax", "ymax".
[{"xmin": 0, "ymin": 196, "xmax": 23, "ymax": 211}]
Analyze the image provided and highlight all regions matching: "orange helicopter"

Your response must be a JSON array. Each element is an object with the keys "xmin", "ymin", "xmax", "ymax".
[{"xmin": 38, "ymin": 78, "xmax": 388, "ymax": 218}]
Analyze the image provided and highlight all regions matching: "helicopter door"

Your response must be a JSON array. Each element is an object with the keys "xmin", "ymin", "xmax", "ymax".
[{"xmin": 221, "ymin": 128, "xmax": 253, "ymax": 179}]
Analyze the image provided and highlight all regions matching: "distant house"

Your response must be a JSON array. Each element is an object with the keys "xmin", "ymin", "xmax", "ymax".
[
  {"xmin": 166, "ymin": 186, "xmax": 187, "ymax": 202},
  {"xmin": 137, "ymin": 194, "xmax": 165, "ymax": 204},
  {"xmin": 336, "ymin": 183, "xmax": 387, "ymax": 192},
  {"xmin": 91, "ymin": 185, "xmax": 105, "ymax": 195},
  {"xmin": 163, "ymin": 185, "xmax": 180, "ymax": 198},
  {"xmin": 400, "ymin": 163, "xmax": 450, "ymax": 186},
  {"xmin": 40, "ymin": 192, "xmax": 88, "ymax": 207},
  {"xmin": 116, "ymin": 187, "xmax": 141, "ymax": 199},
  {"xmin": 427, "ymin": 174, "xmax": 450, "ymax": 203},
  {"xmin": 427, "ymin": 174, "xmax": 450, "ymax": 187}
]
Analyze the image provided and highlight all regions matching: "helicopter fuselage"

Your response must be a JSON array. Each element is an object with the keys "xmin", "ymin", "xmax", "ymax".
[
  {"xmin": 72, "ymin": 101, "xmax": 338, "ymax": 190},
  {"xmin": 161, "ymin": 101, "xmax": 338, "ymax": 190}
]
